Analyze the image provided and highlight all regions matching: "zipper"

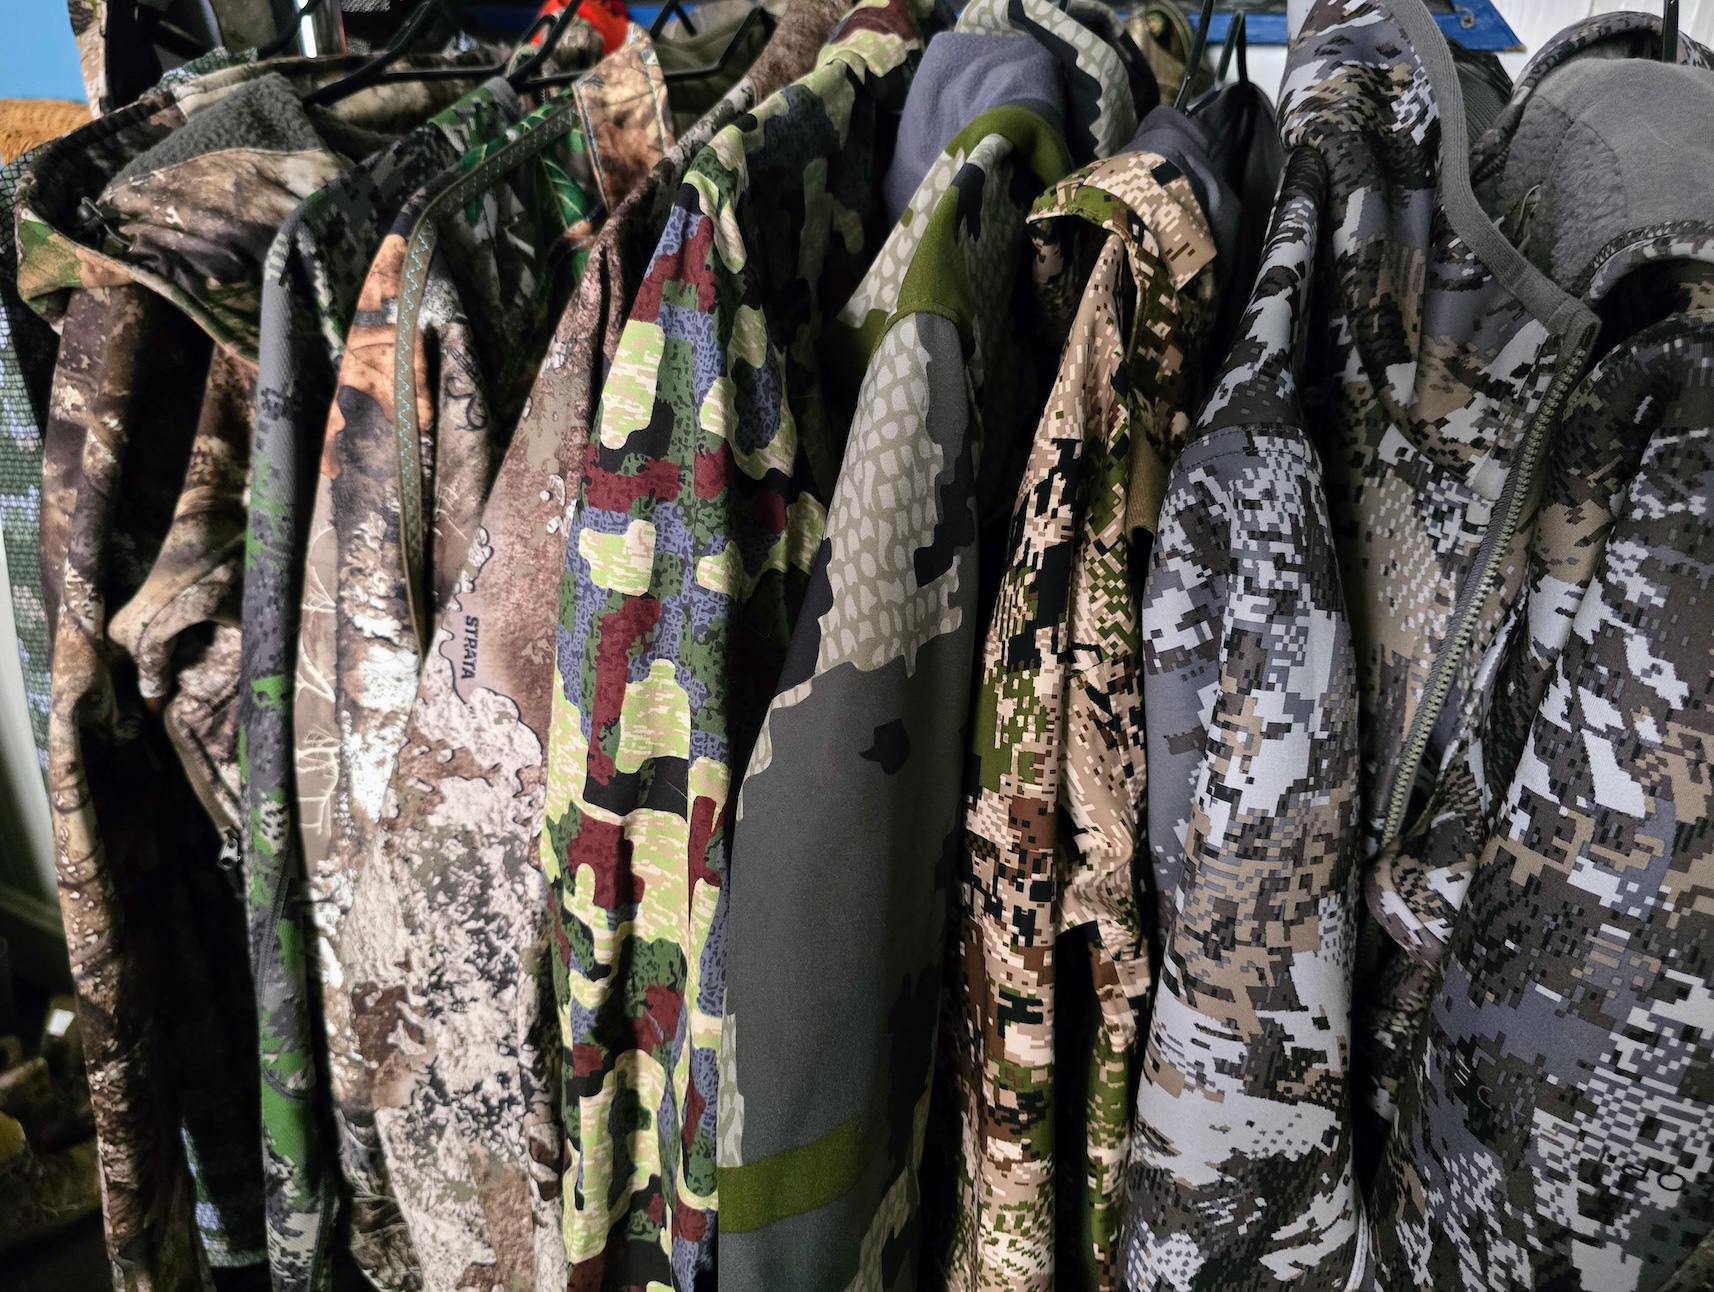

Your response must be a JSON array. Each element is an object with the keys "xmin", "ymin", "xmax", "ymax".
[{"xmin": 1378, "ymin": 320, "xmax": 1598, "ymax": 851}]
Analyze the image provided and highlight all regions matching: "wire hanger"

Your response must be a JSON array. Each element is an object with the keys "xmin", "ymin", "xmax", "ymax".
[
  {"xmin": 257, "ymin": 0, "xmax": 333, "ymax": 59},
  {"xmin": 303, "ymin": 0, "xmax": 453, "ymax": 105},
  {"xmin": 301, "ymin": 0, "xmax": 592, "ymax": 103},
  {"xmin": 1662, "ymin": 0, "xmax": 1680, "ymax": 63},
  {"xmin": 1174, "ymin": 0, "xmax": 1216, "ymax": 111},
  {"xmin": 518, "ymin": 0, "xmax": 774, "ymax": 90}
]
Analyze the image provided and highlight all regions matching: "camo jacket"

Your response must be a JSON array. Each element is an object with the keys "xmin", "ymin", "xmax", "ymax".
[
  {"xmin": 921, "ymin": 153, "xmax": 1212, "ymax": 1292},
  {"xmin": 1310, "ymin": 10, "xmax": 1714, "ymax": 1290},
  {"xmin": 538, "ymin": 0, "xmax": 932, "ymax": 1281},
  {"xmin": 1121, "ymin": 3, "xmax": 1714, "ymax": 1289},
  {"xmin": 287, "ymin": 33, "xmax": 672, "ymax": 1290},
  {"xmin": 327, "ymin": 5, "xmax": 853, "ymax": 1289},
  {"xmin": 13, "ymin": 57, "xmax": 480, "ymax": 1292},
  {"xmin": 1117, "ymin": 144, "xmax": 1366, "ymax": 1292},
  {"xmin": 0, "ymin": 150, "xmax": 57, "ymax": 771},
  {"xmin": 244, "ymin": 77, "xmax": 527, "ymax": 1292}
]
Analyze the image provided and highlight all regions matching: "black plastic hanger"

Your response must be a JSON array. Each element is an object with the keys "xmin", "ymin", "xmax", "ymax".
[
  {"xmin": 1174, "ymin": 0, "xmax": 1216, "ymax": 111},
  {"xmin": 1214, "ymin": 9, "xmax": 1246, "ymax": 86},
  {"xmin": 134, "ymin": 0, "xmax": 214, "ymax": 60},
  {"xmin": 1662, "ymin": 0, "xmax": 1680, "ymax": 62},
  {"xmin": 651, "ymin": 0, "xmax": 699, "ymax": 39},
  {"xmin": 301, "ymin": 0, "xmax": 592, "ymax": 102},
  {"xmin": 660, "ymin": 2, "xmax": 772, "ymax": 82}
]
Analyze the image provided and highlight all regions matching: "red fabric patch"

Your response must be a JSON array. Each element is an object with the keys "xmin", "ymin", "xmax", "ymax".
[
  {"xmin": 570, "ymin": 1042, "xmax": 607, "ymax": 1078},
  {"xmin": 749, "ymin": 485, "xmax": 787, "ymax": 534},
  {"xmin": 632, "ymin": 214, "xmax": 719, "ymax": 319},
  {"xmin": 585, "ymin": 457, "xmax": 681, "ymax": 510},
  {"xmin": 692, "ymin": 445, "xmax": 731, "ymax": 499},
  {"xmin": 636, "ymin": 984, "xmax": 684, "ymax": 1056},
  {"xmin": 587, "ymin": 594, "xmax": 661, "ymax": 783},
  {"xmin": 674, "ymin": 1198, "xmax": 709, "ymax": 1243},
  {"xmin": 566, "ymin": 815, "xmax": 643, "ymax": 911},
  {"xmin": 687, "ymin": 794, "xmax": 722, "ymax": 897}
]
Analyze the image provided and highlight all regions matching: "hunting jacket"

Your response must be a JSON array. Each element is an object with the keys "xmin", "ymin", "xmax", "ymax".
[
  {"xmin": 244, "ymin": 75, "xmax": 526, "ymax": 1292},
  {"xmin": 287, "ymin": 31, "xmax": 675, "ymax": 1289},
  {"xmin": 711, "ymin": 0, "xmax": 1155, "ymax": 1283},
  {"xmin": 1, "ymin": 148, "xmax": 59, "ymax": 771},
  {"xmin": 13, "ymin": 55, "xmax": 483, "ymax": 1292},
  {"xmin": 1119, "ymin": 144, "xmax": 1364, "ymax": 1292},
  {"xmin": 538, "ymin": 0, "xmax": 932, "ymax": 1280},
  {"xmin": 934, "ymin": 147, "xmax": 1214, "ymax": 1292},
  {"xmin": 328, "ymin": 5, "xmax": 850, "ymax": 1287},
  {"xmin": 1124, "ymin": 2, "xmax": 1714, "ymax": 1289}
]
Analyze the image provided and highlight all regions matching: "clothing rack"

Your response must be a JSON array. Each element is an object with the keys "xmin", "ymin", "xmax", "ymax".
[{"xmin": 3, "ymin": 1, "xmax": 1714, "ymax": 1288}]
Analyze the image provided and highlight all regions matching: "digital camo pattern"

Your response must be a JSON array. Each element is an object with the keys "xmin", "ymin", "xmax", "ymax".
[
  {"xmin": 539, "ymin": 0, "xmax": 926, "ymax": 1282},
  {"xmin": 1120, "ymin": 148, "xmax": 1368, "ymax": 1292},
  {"xmin": 933, "ymin": 153, "xmax": 1212, "ymax": 1292},
  {"xmin": 0, "ymin": 149, "xmax": 56, "ymax": 770},
  {"xmin": 244, "ymin": 80, "xmax": 520, "ymax": 1292},
  {"xmin": 1367, "ymin": 304, "xmax": 1714, "ymax": 1289},
  {"xmin": 1358, "ymin": 263, "xmax": 1714, "ymax": 1132},
  {"xmin": 1278, "ymin": 1, "xmax": 1601, "ymax": 857},
  {"xmin": 292, "ymin": 60, "xmax": 658, "ymax": 1285},
  {"xmin": 715, "ymin": 80, "xmax": 1081, "ymax": 1286},
  {"xmin": 1353, "ymin": 14, "xmax": 1714, "ymax": 1144}
]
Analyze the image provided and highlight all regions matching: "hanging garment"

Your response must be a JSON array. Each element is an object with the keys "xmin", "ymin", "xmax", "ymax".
[
  {"xmin": 286, "ymin": 30, "xmax": 675, "ymax": 1289},
  {"xmin": 244, "ymin": 74, "xmax": 528, "ymax": 1292},
  {"xmin": 1354, "ymin": 19, "xmax": 1714, "ymax": 1291},
  {"xmin": 0, "ymin": 96, "xmax": 92, "ymax": 749},
  {"xmin": 326, "ymin": 4, "xmax": 850, "ymax": 1286},
  {"xmin": 0, "ymin": 150, "xmax": 62, "ymax": 771},
  {"xmin": 931, "ymin": 135, "xmax": 1217, "ymax": 1292},
  {"xmin": 712, "ymin": 1, "xmax": 1149, "ymax": 1283},
  {"xmin": 539, "ymin": 0, "xmax": 931, "ymax": 1280},
  {"xmin": 12, "ymin": 53, "xmax": 483, "ymax": 1292},
  {"xmin": 2, "ymin": 51, "xmax": 258, "ymax": 784},
  {"xmin": 1119, "ymin": 143, "xmax": 1364, "ymax": 1292}
]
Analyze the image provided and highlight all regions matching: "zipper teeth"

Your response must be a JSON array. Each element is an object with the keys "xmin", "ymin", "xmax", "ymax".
[{"xmin": 1378, "ymin": 327, "xmax": 1596, "ymax": 851}]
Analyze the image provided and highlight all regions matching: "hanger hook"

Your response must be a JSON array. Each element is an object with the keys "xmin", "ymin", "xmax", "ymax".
[{"xmin": 1175, "ymin": 0, "xmax": 1216, "ymax": 110}]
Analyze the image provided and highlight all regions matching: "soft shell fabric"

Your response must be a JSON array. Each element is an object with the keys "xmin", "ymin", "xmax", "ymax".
[
  {"xmin": 244, "ymin": 77, "xmax": 527, "ymax": 1292},
  {"xmin": 288, "ymin": 32, "xmax": 674, "ymax": 1291},
  {"xmin": 1121, "ymin": 3, "xmax": 1714, "ymax": 1290},
  {"xmin": 880, "ymin": 31, "xmax": 1063, "ymax": 222},
  {"xmin": 1346, "ymin": 13, "xmax": 1714, "ymax": 1290},
  {"xmin": 538, "ymin": 0, "xmax": 930, "ymax": 1281},
  {"xmin": 933, "ymin": 148, "xmax": 1213, "ymax": 1292},
  {"xmin": 13, "ymin": 54, "xmax": 484, "ymax": 1292},
  {"xmin": 1119, "ymin": 145, "xmax": 1365, "ymax": 1292},
  {"xmin": 716, "ymin": 63, "xmax": 1060, "ymax": 1292},
  {"xmin": 328, "ymin": 5, "xmax": 850, "ymax": 1287}
]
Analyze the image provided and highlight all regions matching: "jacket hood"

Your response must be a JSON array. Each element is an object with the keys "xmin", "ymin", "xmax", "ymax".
[
  {"xmin": 1477, "ymin": 20, "xmax": 1714, "ymax": 296},
  {"xmin": 881, "ymin": 0, "xmax": 1149, "ymax": 224},
  {"xmin": 14, "ymin": 51, "xmax": 496, "ymax": 358},
  {"xmin": 882, "ymin": 33, "xmax": 1063, "ymax": 222}
]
